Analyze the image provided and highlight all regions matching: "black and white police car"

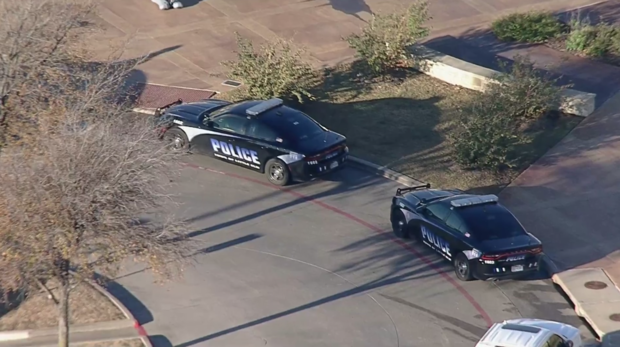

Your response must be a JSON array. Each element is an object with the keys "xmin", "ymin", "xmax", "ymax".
[
  {"xmin": 155, "ymin": 98, "xmax": 348, "ymax": 186},
  {"xmin": 390, "ymin": 184, "xmax": 543, "ymax": 281}
]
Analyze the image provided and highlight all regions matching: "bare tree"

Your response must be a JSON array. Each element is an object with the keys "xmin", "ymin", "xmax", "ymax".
[
  {"xmin": 0, "ymin": 111, "xmax": 192, "ymax": 346},
  {"xmin": 0, "ymin": 1, "xmax": 193, "ymax": 346},
  {"xmin": 0, "ymin": 0, "xmax": 116, "ymax": 146}
]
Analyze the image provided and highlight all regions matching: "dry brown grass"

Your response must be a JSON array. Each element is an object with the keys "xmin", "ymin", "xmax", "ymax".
[
  {"xmin": 79, "ymin": 338, "xmax": 144, "ymax": 347},
  {"xmin": 0, "ymin": 280, "xmax": 124, "ymax": 331},
  {"xmin": 298, "ymin": 64, "xmax": 581, "ymax": 193}
]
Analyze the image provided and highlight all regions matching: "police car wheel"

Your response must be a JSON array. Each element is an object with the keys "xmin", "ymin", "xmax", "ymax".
[
  {"xmin": 266, "ymin": 159, "xmax": 290, "ymax": 186},
  {"xmin": 454, "ymin": 253, "xmax": 474, "ymax": 281},
  {"xmin": 391, "ymin": 210, "xmax": 409, "ymax": 239},
  {"xmin": 163, "ymin": 128, "xmax": 189, "ymax": 150}
]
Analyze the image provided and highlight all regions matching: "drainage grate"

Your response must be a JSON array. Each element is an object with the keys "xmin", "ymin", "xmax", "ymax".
[
  {"xmin": 584, "ymin": 281, "xmax": 608, "ymax": 290},
  {"xmin": 222, "ymin": 80, "xmax": 242, "ymax": 88}
]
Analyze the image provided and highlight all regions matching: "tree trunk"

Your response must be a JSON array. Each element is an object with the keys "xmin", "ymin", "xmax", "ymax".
[{"xmin": 57, "ymin": 260, "xmax": 70, "ymax": 347}]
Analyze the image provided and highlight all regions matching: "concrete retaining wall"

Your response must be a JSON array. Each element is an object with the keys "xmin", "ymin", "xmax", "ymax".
[{"xmin": 409, "ymin": 44, "xmax": 596, "ymax": 117}]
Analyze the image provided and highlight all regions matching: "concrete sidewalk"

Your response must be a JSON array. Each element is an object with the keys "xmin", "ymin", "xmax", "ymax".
[
  {"xmin": 500, "ymin": 91, "xmax": 620, "ymax": 343},
  {"xmin": 93, "ymin": 0, "xmax": 601, "ymax": 92}
]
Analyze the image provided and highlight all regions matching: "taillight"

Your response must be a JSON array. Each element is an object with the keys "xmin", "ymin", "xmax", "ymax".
[
  {"xmin": 481, "ymin": 254, "xmax": 500, "ymax": 260},
  {"xmin": 530, "ymin": 246, "xmax": 543, "ymax": 254}
]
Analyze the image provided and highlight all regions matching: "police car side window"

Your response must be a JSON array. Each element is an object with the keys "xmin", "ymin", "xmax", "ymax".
[
  {"xmin": 445, "ymin": 213, "xmax": 467, "ymax": 234},
  {"xmin": 425, "ymin": 204, "xmax": 451, "ymax": 222},
  {"xmin": 247, "ymin": 120, "xmax": 278, "ymax": 142},
  {"xmin": 212, "ymin": 114, "xmax": 248, "ymax": 135}
]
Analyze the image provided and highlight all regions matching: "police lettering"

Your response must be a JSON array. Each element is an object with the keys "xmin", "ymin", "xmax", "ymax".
[
  {"xmin": 506, "ymin": 255, "xmax": 525, "ymax": 262},
  {"xmin": 211, "ymin": 139, "xmax": 260, "ymax": 165},
  {"xmin": 421, "ymin": 226, "xmax": 452, "ymax": 257}
]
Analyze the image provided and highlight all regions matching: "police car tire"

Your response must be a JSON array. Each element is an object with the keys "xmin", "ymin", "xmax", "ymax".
[
  {"xmin": 391, "ymin": 210, "xmax": 409, "ymax": 239},
  {"xmin": 265, "ymin": 158, "xmax": 290, "ymax": 186},
  {"xmin": 163, "ymin": 127, "xmax": 189, "ymax": 150},
  {"xmin": 454, "ymin": 253, "xmax": 474, "ymax": 281}
]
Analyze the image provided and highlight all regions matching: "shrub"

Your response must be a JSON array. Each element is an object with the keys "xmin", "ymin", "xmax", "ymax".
[
  {"xmin": 492, "ymin": 12, "xmax": 564, "ymax": 43},
  {"xmin": 345, "ymin": 1, "xmax": 431, "ymax": 74},
  {"xmin": 566, "ymin": 21, "xmax": 620, "ymax": 57},
  {"xmin": 450, "ymin": 98, "xmax": 525, "ymax": 171},
  {"xmin": 221, "ymin": 33, "xmax": 315, "ymax": 103},
  {"xmin": 489, "ymin": 55, "xmax": 566, "ymax": 122},
  {"xmin": 450, "ymin": 55, "xmax": 566, "ymax": 171}
]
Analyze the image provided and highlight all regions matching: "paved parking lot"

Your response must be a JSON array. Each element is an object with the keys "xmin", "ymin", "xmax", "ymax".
[{"xmin": 110, "ymin": 154, "xmax": 597, "ymax": 347}]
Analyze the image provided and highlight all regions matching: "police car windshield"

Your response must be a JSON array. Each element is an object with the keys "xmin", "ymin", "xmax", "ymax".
[
  {"xmin": 261, "ymin": 111, "xmax": 325, "ymax": 143},
  {"xmin": 458, "ymin": 204, "xmax": 526, "ymax": 241}
]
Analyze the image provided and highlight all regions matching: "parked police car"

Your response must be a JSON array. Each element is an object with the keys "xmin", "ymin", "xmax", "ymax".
[
  {"xmin": 155, "ymin": 98, "xmax": 348, "ymax": 186},
  {"xmin": 477, "ymin": 319, "xmax": 580, "ymax": 347},
  {"xmin": 390, "ymin": 184, "xmax": 543, "ymax": 281}
]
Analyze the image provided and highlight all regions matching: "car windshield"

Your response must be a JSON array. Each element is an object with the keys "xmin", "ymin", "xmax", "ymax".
[
  {"xmin": 458, "ymin": 204, "xmax": 526, "ymax": 241},
  {"xmin": 261, "ymin": 111, "xmax": 325, "ymax": 142}
]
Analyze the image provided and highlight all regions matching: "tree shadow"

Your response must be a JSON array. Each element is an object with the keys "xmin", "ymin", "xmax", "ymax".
[
  {"xmin": 304, "ymin": 0, "xmax": 373, "ymax": 23},
  {"xmin": 174, "ymin": 264, "xmax": 436, "ymax": 347},
  {"xmin": 180, "ymin": 164, "xmax": 396, "ymax": 238},
  {"xmin": 93, "ymin": 273, "xmax": 154, "ymax": 325},
  {"xmin": 150, "ymin": 335, "xmax": 174, "ymax": 347}
]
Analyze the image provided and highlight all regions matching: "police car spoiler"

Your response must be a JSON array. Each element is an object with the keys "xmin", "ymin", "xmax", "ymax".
[
  {"xmin": 396, "ymin": 183, "xmax": 431, "ymax": 196},
  {"xmin": 153, "ymin": 98, "xmax": 183, "ymax": 117}
]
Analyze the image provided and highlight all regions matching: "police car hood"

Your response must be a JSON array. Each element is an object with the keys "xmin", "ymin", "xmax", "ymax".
[
  {"xmin": 291, "ymin": 130, "xmax": 345, "ymax": 155},
  {"xmin": 505, "ymin": 319, "xmax": 581, "ymax": 342}
]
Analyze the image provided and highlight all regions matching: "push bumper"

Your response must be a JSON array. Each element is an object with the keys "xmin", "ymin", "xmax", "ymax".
[
  {"xmin": 288, "ymin": 153, "xmax": 349, "ymax": 181},
  {"xmin": 472, "ymin": 255, "xmax": 542, "ymax": 281}
]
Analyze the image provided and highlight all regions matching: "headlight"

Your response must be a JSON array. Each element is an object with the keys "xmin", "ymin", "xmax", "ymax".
[
  {"xmin": 471, "ymin": 249, "xmax": 482, "ymax": 259},
  {"xmin": 289, "ymin": 152, "xmax": 305, "ymax": 162}
]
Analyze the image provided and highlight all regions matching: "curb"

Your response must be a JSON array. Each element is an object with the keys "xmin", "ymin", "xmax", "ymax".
[
  {"xmin": 0, "ymin": 320, "xmax": 135, "ymax": 342},
  {"xmin": 132, "ymin": 107, "xmax": 156, "ymax": 115},
  {"xmin": 0, "ymin": 330, "xmax": 29, "ymax": 341},
  {"xmin": 347, "ymin": 156, "xmax": 425, "ymax": 187},
  {"xmin": 87, "ymin": 277, "xmax": 153, "ymax": 347}
]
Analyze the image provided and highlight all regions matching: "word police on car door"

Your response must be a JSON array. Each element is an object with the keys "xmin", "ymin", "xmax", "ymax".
[
  {"xmin": 210, "ymin": 138, "xmax": 261, "ymax": 169},
  {"xmin": 421, "ymin": 225, "xmax": 452, "ymax": 260}
]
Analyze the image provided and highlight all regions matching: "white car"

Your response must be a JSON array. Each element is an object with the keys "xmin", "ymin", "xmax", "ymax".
[{"xmin": 476, "ymin": 319, "xmax": 581, "ymax": 347}]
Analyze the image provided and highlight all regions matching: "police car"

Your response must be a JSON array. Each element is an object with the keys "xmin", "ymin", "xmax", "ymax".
[
  {"xmin": 477, "ymin": 319, "xmax": 580, "ymax": 347},
  {"xmin": 155, "ymin": 98, "xmax": 348, "ymax": 186},
  {"xmin": 390, "ymin": 184, "xmax": 543, "ymax": 281}
]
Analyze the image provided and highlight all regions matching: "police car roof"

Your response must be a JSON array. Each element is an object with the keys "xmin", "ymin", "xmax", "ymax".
[
  {"xmin": 225, "ymin": 100, "xmax": 307, "ymax": 121},
  {"xmin": 168, "ymin": 100, "xmax": 230, "ymax": 120}
]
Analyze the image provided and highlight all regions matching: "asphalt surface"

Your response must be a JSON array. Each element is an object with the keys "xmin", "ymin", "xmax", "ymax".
[{"xmin": 112, "ymin": 154, "xmax": 598, "ymax": 347}]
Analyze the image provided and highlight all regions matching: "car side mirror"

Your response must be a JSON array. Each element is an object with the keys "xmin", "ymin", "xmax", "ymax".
[{"xmin": 205, "ymin": 120, "xmax": 214, "ymax": 127}]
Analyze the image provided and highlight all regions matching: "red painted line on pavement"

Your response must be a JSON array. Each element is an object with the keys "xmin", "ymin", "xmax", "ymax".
[
  {"xmin": 134, "ymin": 320, "xmax": 148, "ymax": 337},
  {"xmin": 181, "ymin": 162, "xmax": 494, "ymax": 327}
]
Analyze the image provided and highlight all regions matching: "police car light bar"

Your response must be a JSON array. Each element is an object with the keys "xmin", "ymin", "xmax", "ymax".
[
  {"xmin": 396, "ymin": 183, "xmax": 431, "ymax": 196},
  {"xmin": 450, "ymin": 194, "xmax": 498, "ymax": 208},
  {"xmin": 246, "ymin": 98, "xmax": 284, "ymax": 116}
]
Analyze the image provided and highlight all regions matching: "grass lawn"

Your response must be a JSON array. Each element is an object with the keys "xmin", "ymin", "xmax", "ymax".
[
  {"xmin": 0, "ymin": 278, "xmax": 125, "ymax": 331},
  {"xmin": 298, "ymin": 64, "xmax": 582, "ymax": 193}
]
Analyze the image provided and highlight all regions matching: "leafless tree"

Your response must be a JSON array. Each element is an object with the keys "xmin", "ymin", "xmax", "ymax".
[
  {"xmin": 0, "ymin": 111, "xmax": 193, "ymax": 346},
  {"xmin": 0, "ymin": 0, "xmax": 134, "ymax": 147},
  {"xmin": 0, "ymin": 1, "xmax": 193, "ymax": 346}
]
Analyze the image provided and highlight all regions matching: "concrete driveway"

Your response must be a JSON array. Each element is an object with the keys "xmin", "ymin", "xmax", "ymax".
[{"xmin": 110, "ymin": 155, "xmax": 597, "ymax": 347}]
